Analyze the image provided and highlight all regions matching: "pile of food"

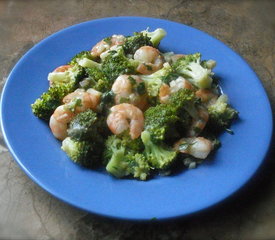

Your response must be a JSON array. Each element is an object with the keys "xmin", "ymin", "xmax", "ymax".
[{"xmin": 31, "ymin": 28, "xmax": 238, "ymax": 180}]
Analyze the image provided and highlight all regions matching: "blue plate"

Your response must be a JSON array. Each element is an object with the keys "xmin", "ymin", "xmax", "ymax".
[{"xmin": 0, "ymin": 17, "xmax": 273, "ymax": 221}]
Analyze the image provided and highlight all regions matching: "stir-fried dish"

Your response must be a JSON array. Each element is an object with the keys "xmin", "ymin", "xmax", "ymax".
[{"xmin": 31, "ymin": 28, "xmax": 238, "ymax": 180}]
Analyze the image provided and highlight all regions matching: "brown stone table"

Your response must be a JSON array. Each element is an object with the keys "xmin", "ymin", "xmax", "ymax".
[{"xmin": 0, "ymin": 1, "xmax": 274, "ymax": 239}]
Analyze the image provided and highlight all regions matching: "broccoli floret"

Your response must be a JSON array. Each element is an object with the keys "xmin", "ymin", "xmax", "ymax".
[
  {"xmin": 141, "ymin": 28, "xmax": 167, "ymax": 47},
  {"xmin": 169, "ymin": 89, "xmax": 207, "ymax": 136},
  {"xmin": 201, "ymin": 59, "xmax": 216, "ymax": 70},
  {"xmin": 207, "ymin": 94, "xmax": 238, "ymax": 132},
  {"xmin": 61, "ymin": 137, "xmax": 94, "ymax": 167},
  {"xmin": 144, "ymin": 89, "xmax": 198, "ymax": 142},
  {"xmin": 141, "ymin": 63, "xmax": 173, "ymax": 97},
  {"xmin": 144, "ymin": 103, "xmax": 179, "ymax": 142},
  {"xmin": 104, "ymin": 134, "xmax": 144, "ymax": 161},
  {"xmin": 127, "ymin": 153, "xmax": 151, "ymax": 180},
  {"xmin": 169, "ymin": 88, "xmax": 198, "ymax": 118},
  {"xmin": 122, "ymin": 28, "xmax": 166, "ymax": 55},
  {"xmin": 69, "ymin": 51, "xmax": 95, "ymax": 66},
  {"xmin": 98, "ymin": 90, "xmax": 115, "ymax": 114},
  {"xmin": 105, "ymin": 148, "xmax": 128, "ymax": 178},
  {"xmin": 123, "ymin": 32, "xmax": 153, "ymax": 55},
  {"xmin": 141, "ymin": 130, "xmax": 177, "ymax": 169},
  {"xmin": 31, "ymin": 83, "xmax": 74, "ymax": 121},
  {"xmin": 85, "ymin": 67, "xmax": 106, "ymax": 82},
  {"xmin": 48, "ymin": 65, "xmax": 86, "ymax": 87},
  {"xmin": 32, "ymin": 65, "xmax": 87, "ymax": 121},
  {"xmin": 82, "ymin": 67, "xmax": 112, "ymax": 92},
  {"xmin": 121, "ymin": 28, "xmax": 167, "ymax": 56},
  {"xmin": 161, "ymin": 71, "xmax": 181, "ymax": 85},
  {"xmin": 173, "ymin": 53, "xmax": 213, "ymax": 89},
  {"xmin": 67, "ymin": 109, "xmax": 106, "ymax": 142},
  {"xmin": 106, "ymin": 151, "xmax": 150, "ymax": 180},
  {"xmin": 101, "ymin": 47, "xmax": 139, "ymax": 82},
  {"xmin": 104, "ymin": 134, "xmax": 150, "ymax": 180}
]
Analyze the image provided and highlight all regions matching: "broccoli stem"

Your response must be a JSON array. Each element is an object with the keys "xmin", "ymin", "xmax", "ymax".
[
  {"xmin": 143, "ymin": 28, "xmax": 167, "ymax": 47},
  {"xmin": 78, "ymin": 58, "xmax": 102, "ymax": 69}
]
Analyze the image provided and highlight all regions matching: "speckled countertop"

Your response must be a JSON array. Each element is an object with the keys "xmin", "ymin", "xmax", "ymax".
[{"xmin": 0, "ymin": 1, "xmax": 274, "ymax": 239}]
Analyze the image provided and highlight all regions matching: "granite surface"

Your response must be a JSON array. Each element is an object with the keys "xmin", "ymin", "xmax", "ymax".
[{"xmin": 0, "ymin": 0, "xmax": 274, "ymax": 239}]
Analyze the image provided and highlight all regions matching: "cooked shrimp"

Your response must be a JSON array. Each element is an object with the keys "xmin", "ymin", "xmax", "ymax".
[
  {"xmin": 63, "ymin": 88, "xmax": 101, "ymax": 112},
  {"xmin": 53, "ymin": 65, "xmax": 71, "ymax": 73},
  {"xmin": 174, "ymin": 137, "xmax": 213, "ymax": 159},
  {"xmin": 188, "ymin": 106, "xmax": 209, "ymax": 137},
  {"xmin": 107, "ymin": 103, "xmax": 144, "ymax": 139},
  {"xmin": 50, "ymin": 88, "xmax": 101, "ymax": 140},
  {"xmin": 91, "ymin": 34, "xmax": 125, "ymax": 58},
  {"xmin": 49, "ymin": 105, "xmax": 75, "ymax": 140},
  {"xmin": 170, "ymin": 77, "xmax": 193, "ymax": 93},
  {"xmin": 158, "ymin": 77, "xmax": 193, "ymax": 103},
  {"xmin": 134, "ymin": 46, "xmax": 164, "ymax": 74},
  {"xmin": 112, "ymin": 75, "xmax": 148, "ymax": 110},
  {"xmin": 195, "ymin": 89, "xmax": 218, "ymax": 105},
  {"xmin": 159, "ymin": 84, "xmax": 171, "ymax": 104}
]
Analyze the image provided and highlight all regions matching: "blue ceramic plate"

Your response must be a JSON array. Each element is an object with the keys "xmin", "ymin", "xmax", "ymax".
[{"xmin": 0, "ymin": 17, "xmax": 273, "ymax": 220}]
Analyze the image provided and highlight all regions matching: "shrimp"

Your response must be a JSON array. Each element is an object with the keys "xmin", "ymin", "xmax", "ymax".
[
  {"xmin": 63, "ymin": 88, "xmax": 101, "ymax": 112},
  {"xmin": 158, "ymin": 77, "xmax": 193, "ymax": 103},
  {"xmin": 174, "ymin": 137, "xmax": 213, "ymax": 159},
  {"xmin": 91, "ymin": 34, "xmax": 125, "ymax": 58},
  {"xmin": 107, "ymin": 103, "xmax": 144, "ymax": 139},
  {"xmin": 187, "ymin": 106, "xmax": 209, "ymax": 137},
  {"xmin": 53, "ymin": 65, "xmax": 71, "ymax": 73},
  {"xmin": 112, "ymin": 75, "xmax": 148, "ymax": 110},
  {"xmin": 195, "ymin": 89, "xmax": 218, "ymax": 105},
  {"xmin": 134, "ymin": 46, "xmax": 164, "ymax": 74},
  {"xmin": 170, "ymin": 77, "xmax": 193, "ymax": 93},
  {"xmin": 50, "ymin": 88, "xmax": 101, "ymax": 140},
  {"xmin": 159, "ymin": 84, "xmax": 171, "ymax": 104},
  {"xmin": 49, "ymin": 105, "xmax": 75, "ymax": 140}
]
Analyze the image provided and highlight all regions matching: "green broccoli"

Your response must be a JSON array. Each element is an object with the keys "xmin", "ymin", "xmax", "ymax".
[
  {"xmin": 31, "ymin": 83, "xmax": 74, "ymax": 121},
  {"xmin": 141, "ymin": 130, "xmax": 177, "ymax": 169},
  {"xmin": 104, "ymin": 133, "xmax": 145, "ymax": 163},
  {"xmin": 101, "ymin": 47, "xmax": 139, "ymax": 82},
  {"xmin": 122, "ymin": 28, "xmax": 166, "ymax": 55},
  {"xmin": 123, "ymin": 32, "xmax": 153, "ymax": 55},
  {"xmin": 68, "ymin": 51, "xmax": 95, "ymax": 66},
  {"xmin": 47, "ymin": 64, "xmax": 86, "ymax": 87},
  {"xmin": 78, "ymin": 58, "xmax": 102, "ymax": 69},
  {"xmin": 140, "ymin": 63, "xmax": 173, "ymax": 98},
  {"xmin": 98, "ymin": 90, "xmax": 115, "ymax": 114},
  {"xmin": 61, "ymin": 137, "xmax": 95, "ymax": 167},
  {"xmin": 82, "ymin": 67, "xmax": 112, "ymax": 92},
  {"xmin": 173, "ymin": 53, "xmax": 213, "ymax": 89},
  {"xmin": 207, "ymin": 94, "xmax": 238, "ymax": 132},
  {"xmin": 201, "ymin": 59, "xmax": 216, "ymax": 70},
  {"xmin": 144, "ymin": 89, "xmax": 197, "ymax": 142},
  {"xmin": 161, "ymin": 71, "xmax": 181, "ymax": 85},
  {"xmin": 67, "ymin": 109, "xmax": 107, "ymax": 142},
  {"xmin": 69, "ymin": 51, "xmax": 102, "ymax": 70},
  {"xmin": 144, "ymin": 103, "xmax": 179, "ymax": 142},
  {"xmin": 104, "ymin": 134, "xmax": 150, "ymax": 180},
  {"xmin": 141, "ymin": 28, "xmax": 167, "ymax": 47},
  {"xmin": 169, "ymin": 88, "xmax": 198, "ymax": 119}
]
